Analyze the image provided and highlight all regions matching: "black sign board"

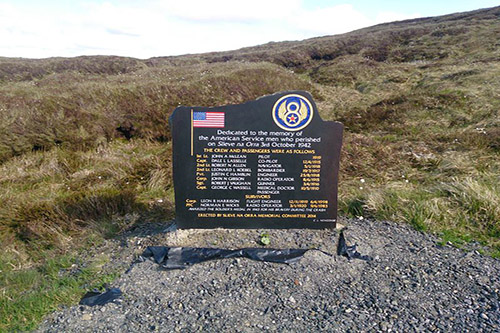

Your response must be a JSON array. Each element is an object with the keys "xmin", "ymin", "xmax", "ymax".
[{"xmin": 170, "ymin": 91, "xmax": 343, "ymax": 229}]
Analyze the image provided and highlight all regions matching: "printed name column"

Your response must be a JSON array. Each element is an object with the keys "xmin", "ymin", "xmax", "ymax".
[{"xmin": 195, "ymin": 154, "xmax": 209, "ymax": 190}]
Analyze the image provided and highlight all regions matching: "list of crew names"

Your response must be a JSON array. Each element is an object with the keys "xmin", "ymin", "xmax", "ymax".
[{"xmin": 190, "ymin": 129, "xmax": 329, "ymax": 219}]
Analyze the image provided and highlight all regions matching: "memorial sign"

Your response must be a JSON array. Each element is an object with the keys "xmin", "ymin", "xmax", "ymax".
[{"xmin": 170, "ymin": 91, "xmax": 343, "ymax": 229}]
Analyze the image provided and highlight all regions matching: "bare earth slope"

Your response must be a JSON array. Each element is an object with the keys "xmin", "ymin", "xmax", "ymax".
[{"xmin": 37, "ymin": 218, "xmax": 500, "ymax": 332}]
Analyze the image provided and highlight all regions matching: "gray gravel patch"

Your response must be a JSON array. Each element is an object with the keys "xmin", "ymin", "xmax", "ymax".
[{"xmin": 37, "ymin": 218, "xmax": 500, "ymax": 332}]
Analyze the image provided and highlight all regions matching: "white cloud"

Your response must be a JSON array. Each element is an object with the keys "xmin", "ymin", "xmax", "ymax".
[
  {"xmin": 295, "ymin": 4, "xmax": 372, "ymax": 36},
  {"xmin": 0, "ymin": 1, "xmax": 423, "ymax": 59},
  {"xmin": 160, "ymin": 0, "xmax": 302, "ymax": 22},
  {"xmin": 375, "ymin": 11, "xmax": 421, "ymax": 24}
]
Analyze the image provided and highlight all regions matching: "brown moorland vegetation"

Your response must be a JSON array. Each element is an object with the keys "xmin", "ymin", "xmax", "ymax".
[{"xmin": 0, "ymin": 6, "xmax": 499, "ymax": 330}]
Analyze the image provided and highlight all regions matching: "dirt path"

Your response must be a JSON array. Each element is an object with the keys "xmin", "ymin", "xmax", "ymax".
[{"xmin": 37, "ymin": 218, "xmax": 500, "ymax": 332}]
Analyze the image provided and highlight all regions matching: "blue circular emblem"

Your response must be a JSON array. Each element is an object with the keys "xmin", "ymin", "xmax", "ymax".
[{"xmin": 272, "ymin": 94, "xmax": 313, "ymax": 131}]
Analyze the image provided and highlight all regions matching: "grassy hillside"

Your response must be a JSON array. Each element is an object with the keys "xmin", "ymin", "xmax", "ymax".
[{"xmin": 1, "ymin": 6, "xmax": 499, "ymax": 330}]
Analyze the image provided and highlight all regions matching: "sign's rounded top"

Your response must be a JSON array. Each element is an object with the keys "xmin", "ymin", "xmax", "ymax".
[{"xmin": 272, "ymin": 94, "xmax": 314, "ymax": 131}]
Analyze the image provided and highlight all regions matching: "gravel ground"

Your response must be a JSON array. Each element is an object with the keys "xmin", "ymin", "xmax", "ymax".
[{"xmin": 37, "ymin": 218, "xmax": 500, "ymax": 332}]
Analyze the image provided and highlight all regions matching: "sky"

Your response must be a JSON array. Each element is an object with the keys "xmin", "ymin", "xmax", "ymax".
[{"xmin": 0, "ymin": 0, "xmax": 498, "ymax": 59}]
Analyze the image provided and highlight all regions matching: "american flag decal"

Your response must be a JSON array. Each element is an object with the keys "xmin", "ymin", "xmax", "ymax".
[{"xmin": 193, "ymin": 111, "xmax": 225, "ymax": 128}]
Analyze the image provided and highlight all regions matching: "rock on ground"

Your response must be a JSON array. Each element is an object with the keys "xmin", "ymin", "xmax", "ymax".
[{"xmin": 37, "ymin": 218, "xmax": 500, "ymax": 332}]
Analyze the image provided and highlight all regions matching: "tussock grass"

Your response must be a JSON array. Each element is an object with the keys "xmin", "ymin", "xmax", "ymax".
[
  {"xmin": 0, "ymin": 140, "xmax": 174, "ymax": 262},
  {"xmin": 445, "ymin": 175, "xmax": 500, "ymax": 236},
  {"xmin": 0, "ymin": 140, "xmax": 175, "ymax": 330},
  {"xmin": 359, "ymin": 172, "xmax": 499, "ymax": 248}
]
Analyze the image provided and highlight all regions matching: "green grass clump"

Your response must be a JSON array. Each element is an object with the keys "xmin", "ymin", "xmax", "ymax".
[{"xmin": 0, "ymin": 253, "xmax": 117, "ymax": 332}]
